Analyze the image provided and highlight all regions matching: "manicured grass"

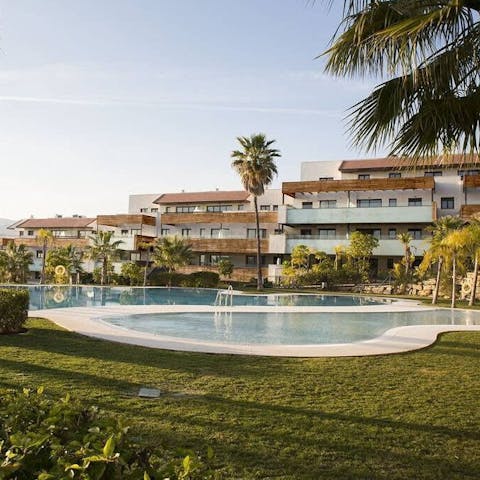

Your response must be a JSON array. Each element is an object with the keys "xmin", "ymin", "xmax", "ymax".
[{"xmin": 1, "ymin": 319, "xmax": 479, "ymax": 479}]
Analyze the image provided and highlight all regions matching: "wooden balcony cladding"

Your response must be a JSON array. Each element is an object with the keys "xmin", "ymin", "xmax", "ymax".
[
  {"xmin": 97, "ymin": 214, "xmax": 156, "ymax": 227},
  {"xmin": 9, "ymin": 237, "xmax": 90, "ymax": 248},
  {"xmin": 460, "ymin": 204, "xmax": 480, "ymax": 219},
  {"xmin": 161, "ymin": 211, "xmax": 278, "ymax": 225},
  {"xmin": 282, "ymin": 177, "xmax": 435, "ymax": 196},
  {"xmin": 187, "ymin": 238, "xmax": 268, "ymax": 254},
  {"xmin": 134, "ymin": 235, "xmax": 156, "ymax": 249},
  {"xmin": 463, "ymin": 175, "xmax": 480, "ymax": 189}
]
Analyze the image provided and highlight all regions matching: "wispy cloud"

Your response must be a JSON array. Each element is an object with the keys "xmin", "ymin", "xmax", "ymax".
[{"xmin": 0, "ymin": 95, "xmax": 342, "ymax": 117}]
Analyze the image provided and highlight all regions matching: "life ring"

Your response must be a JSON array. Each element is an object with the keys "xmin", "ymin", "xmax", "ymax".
[
  {"xmin": 55, "ymin": 265, "xmax": 66, "ymax": 276},
  {"xmin": 463, "ymin": 283, "xmax": 472, "ymax": 295},
  {"xmin": 53, "ymin": 291, "xmax": 65, "ymax": 303}
]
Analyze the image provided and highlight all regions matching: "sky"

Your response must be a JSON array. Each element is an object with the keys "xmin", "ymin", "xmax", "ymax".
[{"xmin": 0, "ymin": 0, "xmax": 381, "ymax": 220}]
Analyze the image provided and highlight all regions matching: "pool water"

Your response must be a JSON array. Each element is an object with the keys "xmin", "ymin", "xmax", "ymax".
[
  {"xmin": 103, "ymin": 310, "xmax": 480, "ymax": 345},
  {"xmin": 5, "ymin": 286, "xmax": 388, "ymax": 310}
]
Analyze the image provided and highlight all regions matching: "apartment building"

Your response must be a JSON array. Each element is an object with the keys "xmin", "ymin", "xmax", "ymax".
[{"xmin": 271, "ymin": 156, "xmax": 480, "ymax": 274}]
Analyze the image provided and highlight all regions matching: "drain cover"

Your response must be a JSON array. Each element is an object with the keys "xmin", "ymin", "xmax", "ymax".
[{"xmin": 138, "ymin": 388, "xmax": 161, "ymax": 398}]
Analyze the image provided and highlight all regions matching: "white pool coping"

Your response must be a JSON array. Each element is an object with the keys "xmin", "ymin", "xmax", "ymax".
[{"xmin": 28, "ymin": 302, "xmax": 480, "ymax": 357}]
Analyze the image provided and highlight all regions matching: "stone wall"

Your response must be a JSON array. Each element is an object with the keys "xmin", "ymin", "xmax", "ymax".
[
  {"xmin": 361, "ymin": 278, "xmax": 437, "ymax": 297},
  {"xmin": 460, "ymin": 273, "xmax": 480, "ymax": 300}
]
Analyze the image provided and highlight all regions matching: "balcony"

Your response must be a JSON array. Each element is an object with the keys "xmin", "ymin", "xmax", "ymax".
[
  {"xmin": 186, "ymin": 237, "xmax": 268, "ymax": 254},
  {"xmin": 460, "ymin": 204, "xmax": 480, "ymax": 219},
  {"xmin": 285, "ymin": 204, "xmax": 436, "ymax": 225},
  {"xmin": 160, "ymin": 211, "xmax": 277, "ymax": 225},
  {"xmin": 283, "ymin": 235, "xmax": 429, "ymax": 256}
]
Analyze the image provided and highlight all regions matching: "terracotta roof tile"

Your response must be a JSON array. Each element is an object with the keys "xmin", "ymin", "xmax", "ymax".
[
  {"xmin": 154, "ymin": 190, "xmax": 250, "ymax": 205},
  {"xmin": 16, "ymin": 217, "xmax": 96, "ymax": 229},
  {"xmin": 339, "ymin": 154, "xmax": 480, "ymax": 172}
]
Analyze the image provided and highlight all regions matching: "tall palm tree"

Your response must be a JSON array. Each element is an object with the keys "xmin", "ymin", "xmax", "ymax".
[
  {"xmin": 397, "ymin": 233, "xmax": 413, "ymax": 279},
  {"xmin": 324, "ymin": 1, "xmax": 480, "ymax": 160},
  {"xmin": 152, "ymin": 236, "xmax": 193, "ymax": 273},
  {"xmin": 231, "ymin": 133, "xmax": 280, "ymax": 289},
  {"xmin": 37, "ymin": 229, "xmax": 54, "ymax": 284},
  {"xmin": 138, "ymin": 241, "xmax": 154, "ymax": 287},
  {"xmin": 87, "ymin": 231, "xmax": 123, "ymax": 286},
  {"xmin": 424, "ymin": 216, "xmax": 464, "ymax": 304},
  {"xmin": 0, "ymin": 242, "xmax": 33, "ymax": 283},
  {"xmin": 443, "ymin": 229, "xmax": 468, "ymax": 308},
  {"xmin": 463, "ymin": 218, "xmax": 480, "ymax": 306},
  {"xmin": 64, "ymin": 244, "xmax": 84, "ymax": 285}
]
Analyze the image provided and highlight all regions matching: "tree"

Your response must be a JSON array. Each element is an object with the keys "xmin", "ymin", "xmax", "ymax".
[
  {"xmin": 87, "ymin": 231, "xmax": 123, "ymax": 286},
  {"xmin": 37, "ymin": 229, "xmax": 54, "ymax": 284},
  {"xmin": 442, "ymin": 229, "xmax": 468, "ymax": 308},
  {"xmin": 138, "ymin": 241, "xmax": 155, "ymax": 287},
  {"xmin": 324, "ymin": 1, "xmax": 480, "ymax": 160},
  {"xmin": 152, "ymin": 236, "xmax": 193, "ymax": 273},
  {"xmin": 45, "ymin": 245, "xmax": 84, "ymax": 284},
  {"xmin": 120, "ymin": 262, "xmax": 143, "ymax": 286},
  {"xmin": 347, "ymin": 231, "xmax": 379, "ymax": 282},
  {"xmin": 217, "ymin": 258, "xmax": 234, "ymax": 279},
  {"xmin": 0, "ymin": 242, "xmax": 33, "ymax": 283},
  {"xmin": 333, "ymin": 245, "xmax": 345, "ymax": 271},
  {"xmin": 423, "ymin": 216, "xmax": 463, "ymax": 304},
  {"xmin": 231, "ymin": 133, "xmax": 280, "ymax": 289},
  {"xmin": 463, "ymin": 218, "xmax": 480, "ymax": 306},
  {"xmin": 397, "ymin": 232, "xmax": 414, "ymax": 278}
]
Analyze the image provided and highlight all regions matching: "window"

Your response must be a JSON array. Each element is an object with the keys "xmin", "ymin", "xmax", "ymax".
[
  {"xmin": 176, "ymin": 206, "xmax": 195, "ymax": 213},
  {"xmin": 424, "ymin": 171, "xmax": 442, "ymax": 177},
  {"xmin": 272, "ymin": 205, "xmax": 279, "ymax": 211},
  {"xmin": 237, "ymin": 204, "xmax": 245, "ymax": 211},
  {"xmin": 387, "ymin": 258, "xmax": 394, "ymax": 269},
  {"xmin": 318, "ymin": 228, "xmax": 336, "ymax": 238},
  {"xmin": 246, "ymin": 255, "xmax": 266, "ymax": 266},
  {"xmin": 300, "ymin": 229, "xmax": 312, "ymax": 236},
  {"xmin": 247, "ymin": 228, "xmax": 266, "ymax": 239},
  {"xmin": 52, "ymin": 230, "xmax": 68, "ymax": 237},
  {"xmin": 19, "ymin": 231, "xmax": 24, "ymax": 237},
  {"xmin": 160, "ymin": 228, "xmax": 169, "ymax": 235},
  {"xmin": 36, "ymin": 250, "xmax": 43, "ymax": 259},
  {"xmin": 319, "ymin": 200, "xmax": 337, "ymax": 209},
  {"xmin": 28, "ymin": 230, "xmax": 34, "ymax": 236},
  {"xmin": 120, "ymin": 229, "xmax": 129, "ymax": 236},
  {"xmin": 372, "ymin": 229, "xmax": 381, "ymax": 238},
  {"xmin": 408, "ymin": 229, "xmax": 422, "ymax": 239},
  {"xmin": 408, "ymin": 198, "xmax": 423, "ymax": 206},
  {"xmin": 165, "ymin": 207, "xmax": 171, "ymax": 213},
  {"xmin": 140, "ymin": 208, "xmax": 148, "ymax": 213},
  {"xmin": 389, "ymin": 172, "xmax": 401, "ymax": 178},
  {"xmin": 181, "ymin": 228, "xmax": 191, "ymax": 237},
  {"xmin": 199, "ymin": 228, "xmax": 206, "ymax": 237},
  {"xmin": 358, "ymin": 174, "xmax": 370, "ymax": 180},
  {"xmin": 319, "ymin": 176, "xmax": 334, "ymax": 181},
  {"xmin": 150, "ymin": 208, "xmax": 158, "ymax": 213},
  {"xmin": 441, "ymin": 197, "xmax": 455, "ymax": 209},
  {"xmin": 388, "ymin": 228, "xmax": 397, "ymax": 239},
  {"xmin": 458, "ymin": 169, "xmax": 480, "ymax": 178},
  {"xmin": 260, "ymin": 205, "xmax": 270, "ymax": 211},
  {"xmin": 357, "ymin": 199, "xmax": 382, "ymax": 208},
  {"xmin": 302, "ymin": 202, "xmax": 313, "ymax": 209},
  {"xmin": 389, "ymin": 198, "xmax": 397, "ymax": 207},
  {"xmin": 211, "ymin": 228, "xmax": 230, "ymax": 238},
  {"xmin": 206, "ymin": 205, "xmax": 232, "ymax": 212}
]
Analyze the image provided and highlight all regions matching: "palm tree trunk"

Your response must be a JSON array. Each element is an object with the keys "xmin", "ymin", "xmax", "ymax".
[
  {"xmin": 101, "ymin": 258, "xmax": 107, "ymax": 286},
  {"xmin": 469, "ymin": 252, "xmax": 479, "ymax": 307},
  {"xmin": 40, "ymin": 239, "xmax": 47, "ymax": 284},
  {"xmin": 254, "ymin": 196, "xmax": 262, "ymax": 290},
  {"xmin": 143, "ymin": 250, "xmax": 150, "ymax": 287},
  {"xmin": 432, "ymin": 257, "xmax": 443, "ymax": 305},
  {"xmin": 451, "ymin": 254, "xmax": 456, "ymax": 309}
]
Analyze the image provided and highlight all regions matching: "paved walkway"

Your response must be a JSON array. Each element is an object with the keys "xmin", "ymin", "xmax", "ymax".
[{"xmin": 29, "ymin": 303, "xmax": 480, "ymax": 357}]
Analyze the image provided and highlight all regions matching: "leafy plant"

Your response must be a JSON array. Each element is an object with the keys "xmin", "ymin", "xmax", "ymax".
[{"xmin": 0, "ymin": 288, "xmax": 29, "ymax": 334}]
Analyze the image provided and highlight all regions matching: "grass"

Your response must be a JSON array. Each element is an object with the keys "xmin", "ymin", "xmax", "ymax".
[{"xmin": 1, "ymin": 318, "xmax": 479, "ymax": 479}]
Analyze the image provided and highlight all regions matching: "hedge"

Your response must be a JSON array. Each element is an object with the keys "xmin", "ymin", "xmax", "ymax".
[
  {"xmin": 0, "ymin": 288, "xmax": 29, "ymax": 334},
  {"xmin": 0, "ymin": 387, "xmax": 217, "ymax": 479},
  {"xmin": 149, "ymin": 271, "xmax": 220, "ymax": 288}
]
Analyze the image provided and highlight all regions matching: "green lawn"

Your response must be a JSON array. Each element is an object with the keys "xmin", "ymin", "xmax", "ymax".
[{"xmin": 1, "ymin": 318, "xmax": 479, "ymax": 479}]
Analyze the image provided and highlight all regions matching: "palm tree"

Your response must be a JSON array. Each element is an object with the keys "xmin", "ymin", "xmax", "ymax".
[
  {"xmin": 138, "ymin": 241, "xmax": 155, "ymax": 287},
  {"xmin": 324, "ymin": 1, "xmax": 480, "ymax": 160},
  {"xmin": 443, "ymin": 229, "xmax": 468, "ymax": 308},
  {"xmin": 0, "ymin": 242, "xmax": 33, "ymax": 283},
  {"xmin": 87, "ymin": 231, "xmax": 123, "ymax": 286},
  {"xmin": 397, "ymin": 233, "xmax": 414, "ymax": 279},
  {"xmin": 152, "ymin": 236, "xmax": 193, "ymax": 273},
  {"xmin": 231, "ymin": 133, "xmax": 280, "ymax": 289},
  {"xmin": 333, "ymin": 245, "xmax": 345, "ymax": 271},
  {"xmin": 64, "ymin": 245, "xmax": 84, "ymax": 284},
  {"xmin": 37, "ymin": 229, "xmax": 53, "ymax": 284},
  {"xmin": 463, "ymin": 218, "xmax": 480, "ymax": 306},
  {"xmin": 424, "ymin": 216, "xmax": 464, "ymax": 304}
]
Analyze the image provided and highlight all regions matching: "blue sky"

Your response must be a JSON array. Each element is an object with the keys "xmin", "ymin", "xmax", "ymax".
[{"xmin": 0, "ymin": 0, "xmax": 380, "ymax": 219}]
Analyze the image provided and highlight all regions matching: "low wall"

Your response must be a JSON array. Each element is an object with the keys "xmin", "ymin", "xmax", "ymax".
[{"xmin": 176, "ymin": 265, "xmax": 268, "ymax": 282}]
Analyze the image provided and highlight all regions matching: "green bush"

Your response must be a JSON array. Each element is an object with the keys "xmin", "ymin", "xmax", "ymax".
[
  {"xmin": 0, "ymin": 387, "xmax": 218, "ymax": 479},
  {"xmin": 184, "ymin": 271, "xmax": 220, "ymax": 288},
  {"xmin": 149, "ymin": 271, "xmax": 188, "ymax": 286},
  {"xmin": 149, "ymin": 271, "xmax": 220, "ymax": 288},
  {"xmin": 0, "ymin": 288, "xmax": 29, "ymax": 334}
]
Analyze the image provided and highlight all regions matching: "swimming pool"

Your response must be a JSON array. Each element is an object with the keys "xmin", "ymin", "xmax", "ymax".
[
  {"xmin": 102, "ymin": 310, "xmax": 480, "ymax": 345},
  {"xmin": 7, "ymin": 285, "xmax": 389, "ymax": 310}
]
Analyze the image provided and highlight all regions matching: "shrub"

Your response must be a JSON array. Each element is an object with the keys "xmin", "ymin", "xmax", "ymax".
[
  {"xmin": 149, "ymin": 271, "xmax": 220, "ymax": 288},
  {"xmin": 0, "ymin": 288, "xmax": 29, "ymax": 334},
  {"xmin": 120, "ymin": 262, "xmax": 144, "ymax": 286},
  {"xmin": 0, "ymin": 387, "xmax": 218, "ymax": 479},
  {"xmin": 149, "ymin": 271, "xmax": 188, "ymax": 286},
  {"xmin": 185, "ymin": 271, "xmax": 220, "ymax": 288}
]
